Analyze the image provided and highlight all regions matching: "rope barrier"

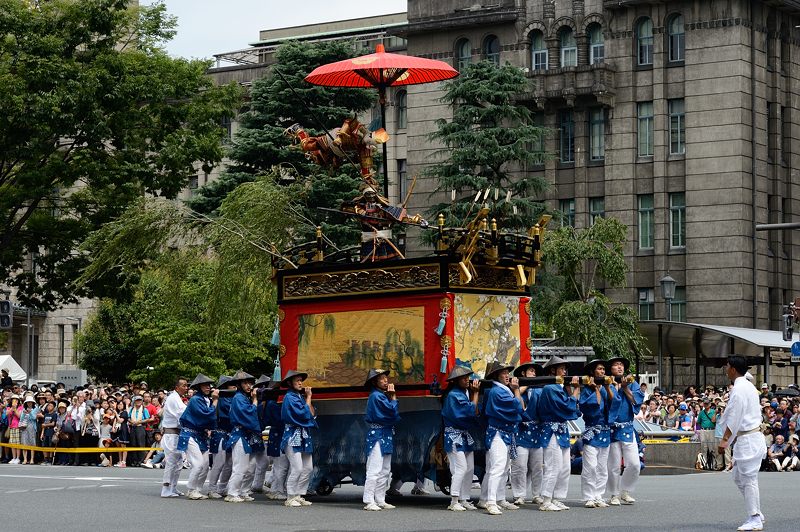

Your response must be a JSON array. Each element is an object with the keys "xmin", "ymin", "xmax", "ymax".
[{"xmin": 0, "ymin": 442, "xmax": 159, "ymax": 453}]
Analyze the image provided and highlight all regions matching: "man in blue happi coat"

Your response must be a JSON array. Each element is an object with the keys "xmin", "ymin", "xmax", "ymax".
[
  {"xmin": 579, "ymin": 359, "xmax": 614, "ymax": 508},
  {"xmin": 441, "ymin": 365, "xmax": 481, "ymax": 512},
  {"xmin": 280, "ymin": 369, "xmax": 317, "ymax": 508},
  {"xmin": 509, "ymin": 361, "xmax": 545, "ymax": 507},
  {"xmin": 537, "ymin": 355, "xmax": 580, "ymax": 512},
  {"xmin": 478, "ymin": 361, "xmax": 524, "ymax": 516},
  {"xmin": 605, "ymin": 356, "xmax": 644, "ymax": 506},
  {"xmin": 178, "ymin": 373, "xmax": 218, "ymax": 500},
  {"xmin": 265, "ymin": 381, "xmax": 288, "ymax": 501},
  {"xmin": 223, "ymin": 370, "xmax": 262, "ymax": 503},
  {"xmin": 207, "ymin": 375, "xmax": 235, "ymax": 498},
  {"xmin": 251, "ymin": 374, "xmax": 273, "ymax": 494},
  {"xmin": 362, "ymin": 368, "xmax": 400, "ymax": 511}
]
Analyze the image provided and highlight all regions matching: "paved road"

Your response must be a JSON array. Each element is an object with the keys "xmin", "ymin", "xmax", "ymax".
[{"xmin": 0, "ymin": 464, "xmax": 798, "ymax": 531}]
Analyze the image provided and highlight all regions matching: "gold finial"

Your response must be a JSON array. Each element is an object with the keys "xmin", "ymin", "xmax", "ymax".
[{"xmin": 438, "ymin": 213, "xmax": 445, "ymax": 228}]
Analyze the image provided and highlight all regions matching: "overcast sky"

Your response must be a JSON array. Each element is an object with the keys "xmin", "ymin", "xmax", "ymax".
[{"xmin": 145, "ymin": 0, "xmax": 407, "ymax": 61}]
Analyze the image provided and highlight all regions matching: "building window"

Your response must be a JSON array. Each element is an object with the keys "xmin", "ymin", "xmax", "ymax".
[
  {"xmin": 767, "ymin": 102, "xmax": 776, "ymax": 160},
  {"xmin": 397, "ymin": 159, "xmax": 408, "ymax": 201},
  {"xmin": 588, "ymin": 23, "xmax": 604, "ymax": 65},
  {"xmin": 530, "ymin": 31, "xmax": 548, "ymax": 70},
  {"xmin": 58, "ymin": 324, "xmax": 65, "ymax": 364},
  {"xmin": 589, "ymin": 197, "xmax": 605, "ymax": 225},
  {"xmin": 483, "ymin": 35, "xmax": 500, "ymax": 65},
  {"xmin": 188, "ymin": 175, "xmax": 199, "ymax": 190},
  {"xmin": 396, "ymin": 90, "xmax": 407, "ymax": 129},
  {"xmin": 589, "ymin": 108, "xmax": 605, "ymax": 161},
  {"xmin": 638, "ymin": 288, "xmax": 655, "ymax": 320},
  {"xmin": 781, "ymin": 105, "xmax": 789, "ymax": 165},
  {"xmin": 636, "ymin": 17, "xmax": 654, "ymax": 66},
  {"xmin": 669, "ymin": 98, "xmax": 686, "ymax": 155},
  {"xmin": 221, "ymin": 116, "xmax": 232, "ymax": 143},
  {"xmin": 669, "ymin": 192, "xmax": 686, "ymax": 248},
  {"xmin": 637, "ymin": 101, "xmax": 654, "ymax": 157},
  {"xmin": 532, "ymin": 111, "xmax": 545, "ymax": 154},
  {"xmin": 638, "ymin": 194, "xmax": 654, "ymax": 250},
  {"xmin": 71, "ymin": 324, "xmax": 79, "ymax": 364},
  {"xmin": 559, "ymin": 109, "xmax": 575, "ymax": 163},
  {"xmin": 671, "ymin": 286, "xmax": 687, "ymax": 322},
  {"xmin": 559, "ymin": 27, "xmax": 577, "ymax": 67},
  {"xmin": 667, "ymin": 14, "xmax": 685, "ymax": 62},
  {"xmin": 559, "ymin": 198, "xmax": 576, "ymax": 227},
  {"xmin": 456, "ymin": 38, "xmax": 471, "ymax": 71}
]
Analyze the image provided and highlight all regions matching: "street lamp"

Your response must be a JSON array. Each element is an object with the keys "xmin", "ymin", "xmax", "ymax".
[{"xmin": 660, "ymin": 273, "xmax": 676, "ymax": 321}]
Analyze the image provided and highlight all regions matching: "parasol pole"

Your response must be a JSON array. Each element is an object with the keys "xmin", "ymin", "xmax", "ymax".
[{"xmin": 379, "ymin": 84, "xmax": 389, "ymax": 199}]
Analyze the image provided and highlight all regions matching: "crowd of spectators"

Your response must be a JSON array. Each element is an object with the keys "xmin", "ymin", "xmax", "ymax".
[
  {"xmin": 0, "ymin": 376, "xmax": 182, "ymax": 468},
  {"xmin": 632, "ymin": 380, "xmax": 800, "ymax": 471}
]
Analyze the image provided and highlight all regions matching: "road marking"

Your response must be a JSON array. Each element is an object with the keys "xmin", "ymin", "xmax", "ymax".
[
  {"xmin": 33, "ymin": 487, "xmax": 65, "ymax": 492},
  {"xmin": 5, "ymin": 490, "xmax": 29, "ymax": 494},
  {"xmin": 67, "ymin": 484, "xmax": 99, "ymax": 489}
]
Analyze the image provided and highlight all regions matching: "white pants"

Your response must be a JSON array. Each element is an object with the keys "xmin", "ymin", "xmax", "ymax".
[
  {"xmin": 270, "ymin": 454, "xmax": 289, "ymax": 496},
  {"xmin": 390, "ymin": 477, "xmax": 426, "ymax": 491},
  {"xmin": 541, "ymin": 435, "xmax": 570, "ymax": 499},
  {"xmin": 227, "ymin": 440, "xmax": 255, "ymax": 498},
  {"xmin": 160, "ymin": 433, "xmax": 183, "ymax": 495},
  {"xmin": 185, "ymin": 439, "xmax": 209, "ymax": 492},
  {"xmin": 480, "ymin": 433, "xmax": 509, "ymax": 505},
  {"xmin": 447, "ymin": 450, "xmax": 474, "ymax": 499},
  {"xmin": 581, "ymin": 444, "xmax": 610, "ymax": 502},
  {"xmin": 207, "ymin": 440, "xmax": 232, "ymax": 494},
  {"xmin": 781, "ymin": 455, "xmax": 799, "ymax": 470},
  {"xmin": 732, "ymin": 432, "xmax": 766, "ymax": 518},
  {"xmin": 510, "ymin": 446, "xmax": 543, "ymax": 499},
  {"xmin": 285, "ymin": 447, "xmax": 313, "ymax": 497},
  {"xmin": 363, "ymin": 444, "xmax": 391, "ymax": 505},
  {"xmin": 606, "ymin": 440, "xmax": 640, "ymax": 497},
  {"xmin": 252, "ymin": 450, "xmax": 269, "ymax": 490}
]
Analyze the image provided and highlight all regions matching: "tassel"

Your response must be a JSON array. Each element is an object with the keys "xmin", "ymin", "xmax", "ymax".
[
  {"xmin": 435, "ymin": 309, "xmax": 447, "ymax": 335},
  {"xmin": 272, "ymin": 358, "xmax": 281, "ymax": 382},
  {"xmin": 270, "ymin": 317, "xmax": 280, "ymax": 346},
  {"xmin": 440, "ymin": 352, "xmax": 448, "ymax": 374}
]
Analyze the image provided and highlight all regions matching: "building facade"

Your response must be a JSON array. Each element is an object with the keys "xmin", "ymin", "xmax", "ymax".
[{"xmin": 401, "ymin": 0, "xmax": 799, "ymax": 334}]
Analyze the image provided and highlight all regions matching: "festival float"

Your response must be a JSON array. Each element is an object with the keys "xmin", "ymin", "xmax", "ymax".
[{"xmin": 269, "ymin": 45, "xmax": 551, "ymax": 494}]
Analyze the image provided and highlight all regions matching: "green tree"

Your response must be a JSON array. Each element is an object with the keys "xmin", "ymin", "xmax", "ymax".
[
  {"xmin": 76, "ymin": 173, "xmax": 294, "ymax": 385},
  {"xmin": 531, "ymin": 218, "xmax": 648, "ymax": 364},
  {"xmin": 425, "ymin": 61, "xmax": 550, "ymax": 233},
  {"xmin": 189, "ymin": 40, "xmax": 377, "ymax": 248},
  {"xmin": 0, "ymin": 0, "xmax": 241, "ymax": 308}
]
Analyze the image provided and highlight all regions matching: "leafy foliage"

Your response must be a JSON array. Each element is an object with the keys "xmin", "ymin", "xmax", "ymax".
[
  {"xmin": 0, "ymin": 0, "xmax": 242, "ymax": 308},
  {"xmin": 531, "ymin": 218, "xmax": 648, "ymax": 363},
  {"xmin": 76, "ymin": 174, "xmax": 294, "ymax": 385},
  {"xmin": 424, "ymin": 61, "xmax": 550, "ymax": 234},
  {"xmin": 189, "ymin": 40, "xmax": 377, "ymax": 249}
]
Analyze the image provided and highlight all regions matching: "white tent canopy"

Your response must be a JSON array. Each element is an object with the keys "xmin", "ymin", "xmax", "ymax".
[{"xmin": 0, "ymin": 355, "xmax": 26, "ymax": 382}]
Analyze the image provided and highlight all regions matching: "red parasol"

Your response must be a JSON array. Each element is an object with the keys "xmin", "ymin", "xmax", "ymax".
[{"xmin": 305, "ymin": 44, "xmax": 458, "ymax": 196}]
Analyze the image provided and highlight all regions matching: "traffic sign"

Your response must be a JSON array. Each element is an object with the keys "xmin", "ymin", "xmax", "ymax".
[{"xmin": 792, "ymin": 341, "xmax": 800, "ymax": 364}]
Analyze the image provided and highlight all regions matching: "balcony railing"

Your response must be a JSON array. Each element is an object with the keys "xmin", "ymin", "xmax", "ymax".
[{"xmin": 521, "ymin": 62, "xmax": 616, "ymax": 108}]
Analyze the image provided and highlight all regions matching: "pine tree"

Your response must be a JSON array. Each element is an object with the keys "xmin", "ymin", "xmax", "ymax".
[
  {"xmin": 189, "ymin": 40, "xmax": 377, "ymax": 248},
  {"xmin": 425, "ymin": 61, "xmax": 550, "ymax": 234}
]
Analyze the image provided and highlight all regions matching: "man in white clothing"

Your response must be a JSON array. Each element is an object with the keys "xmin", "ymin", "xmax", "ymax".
[
  {"xmin": 718, "ymin": 355, "xmax": 766, "ymax": 532},
  {"xmin": 160, "ymin": 377, "xmax": 189, "ymax": 498}
]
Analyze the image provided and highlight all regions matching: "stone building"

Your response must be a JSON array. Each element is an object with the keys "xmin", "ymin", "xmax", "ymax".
[
  {"xmin": 397, "ymin": 0, "xmax": 800, "ymax": 386},
  {"xmin": 402, "ymin": 0, "xmax": 799, "ymax": 329}
]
